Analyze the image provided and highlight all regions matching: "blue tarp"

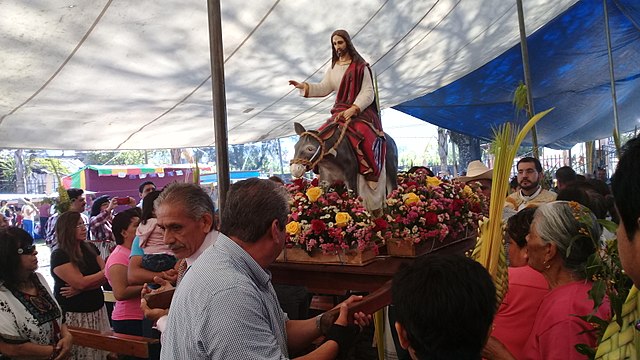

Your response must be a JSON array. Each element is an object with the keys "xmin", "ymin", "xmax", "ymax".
[{"xmin": 395, "ymin": 0, "xmax": 640, "ymax": 149}]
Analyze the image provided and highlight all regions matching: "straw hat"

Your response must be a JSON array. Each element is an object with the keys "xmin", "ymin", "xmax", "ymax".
[{"xmin": 457, "ymin": 160, "xmax": 493, "ymax": 183}]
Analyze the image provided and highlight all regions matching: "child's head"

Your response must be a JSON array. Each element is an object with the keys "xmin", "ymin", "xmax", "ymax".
[{"xmin": 141, "ymin": 190, "xmax": 162, "ymax": 224}]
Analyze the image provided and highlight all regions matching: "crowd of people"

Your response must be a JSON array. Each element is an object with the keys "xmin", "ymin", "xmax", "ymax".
[
  {"xmin": 0, "ymin": 146, "xmax": 633, "ymax": 360},
  {"xmin": 1, "ymin": 198, "xmax": 50, "ymax": 240},
  {"xmin": 1, "ymin": 27, "xmax": 639, "ymax": 360}
]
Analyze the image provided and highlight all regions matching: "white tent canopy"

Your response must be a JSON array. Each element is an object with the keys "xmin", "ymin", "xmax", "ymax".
[{"xmin": 1, "ymin": 0, "xmax": 577, "ymax": 150}]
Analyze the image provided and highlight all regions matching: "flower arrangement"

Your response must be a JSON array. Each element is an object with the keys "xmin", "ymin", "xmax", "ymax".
[
  {"xmin": 383, "ymin": 171, "xmax": 485, "ymax": 246},
  {"xmin": 285, "ymin": 178, "xmax": 384, "ymax": 254}
]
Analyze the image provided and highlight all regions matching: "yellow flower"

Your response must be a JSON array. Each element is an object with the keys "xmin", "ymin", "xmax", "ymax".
[
  {"xmin": 306, "ymin": 187, "xmax": 323, "ymax": 202},
  {"xmin": 426, "ymin": 176, "xmax": 442, "ymax": 187},
  {"xmin": 402, "ymin": 192, "xmax": 420, "ymax": 205},
  {"xmin": 286, "ymin": 221, "xmax": 300, "ymax": 235},
  {"xmin": 335, "ymin": 212, "xmax": 352, "ymax": 227},
  {"xmin": 463, "ymin": 185, "xmax": 473, "ymax": 197}
]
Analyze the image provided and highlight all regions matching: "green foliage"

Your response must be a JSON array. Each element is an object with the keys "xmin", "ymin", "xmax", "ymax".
[
  {"xmin": 49, "ymin": 160, "xmax": 71, "ymax": 215},
  {"xmin": 513, "ymin": 82, "xmax": 529, "ymax": 114},
  {"xmin": 227, "ymin": 139, "xmax": 289, "ymax": 173},
  {"xmin": 0, "ymin": 154, "xmax": 16, "ymax": 192},
  {"xmin": 0, "ymin": 153, "xmax": 70, "ymax": 193},
  {"xmin": 83, "ymin": 150, "xmax": 148, "ymax": 165},
  {"xmin": 574, "ymin": 217, "xmax": 632, "ymax": 359},
  {"xmin": 33, "ymin": 158, "xmax": 70, "ymax": 174}
]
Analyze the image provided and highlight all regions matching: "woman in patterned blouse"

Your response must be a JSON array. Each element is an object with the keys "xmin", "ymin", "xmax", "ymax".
[
  {"xmin": 89, "ymin": 196, "xmax": 117, "ymax": 261},
  {"xmin": 0, "ymin": 227, "xmax": 73, "ymax": 359}
]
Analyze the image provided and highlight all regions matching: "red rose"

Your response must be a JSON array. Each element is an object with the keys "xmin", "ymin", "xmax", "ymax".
[
  {"xmin": 311, "ymin": 177, "xmax": 319, "ymax": 187},
  {"xmin": 293, "ymin": 178, "xmax": 305, "ymax": 188},
  {"xmin": 404, "ymin": 181, "xmax": 418, "ymax": 189},
  {"xmin": 424, "ymin": 212, "xmax": 438, "ymax": 226},
  {"xmin": 373, "ymin": 218, "xmax": 388, "ymax": 232},
  {"xmin": 471, "ymin": 203, "xmax": 481, "ymax": 214},
  {"xmin": 311, "ymin": 219, "xmax": 326, "ymax": 234},
  {"xmin": 449, "ymin": 199, "xmax": 464, "ymax": 212}
]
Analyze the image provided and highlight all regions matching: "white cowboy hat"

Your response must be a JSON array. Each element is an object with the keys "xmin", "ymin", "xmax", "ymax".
[{"xmin": 457, "ymin": 160, "xmax": 493, "ymax": 183}]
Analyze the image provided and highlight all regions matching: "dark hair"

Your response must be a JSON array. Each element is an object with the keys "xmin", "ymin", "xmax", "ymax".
[
  {"xmin": 613, "ymin": 136, "xmax": 640, "ymax": 239},
  {"xmin": 268, "ymin": 176, "xmax": 285, "ymax": 185},
  {"xmin": 155, "ymin": 183, "xmax": 216, "ymax": 229},
  {"xmin": 555, "ymin": 166, "xmax": 576, "ymax": 185},
  {"xmin": 330, "ymin": 29, "xmax": 367, "ymax": 68},
  {"xmin": 506, "ymin": 207, "xmax": 536, "ymax": 248},
  {"xmin": 0, "ymin": 227, "xmax": 35, "ymax": 290},
  {"xmin": 392, "ymin": 254, "xmax": 496, "ymax": 360},
  {"xmin": 407, "ymin": 166, "xmax": 435, "ymax": 177},
  {"xmin": 141, "ymin": 190, "xmax": 162, "ymax": 225},
  {"xmin": 587, "ymin": 178, "xmax": 611, "ymax": 197},
  {"xmin": 220, "ymin": 178, "xmax": 289, "ymax": 243},
  {"xmin": 510, "ymin": 175, "xmax": 518, "ymax": 189},
  {"xmin": 139, "ymin": 181, "xmax": 156, "ymax": 194},
  {"xmin": 112, "ymin": 209, "xmax": 140, "ymax": 245},
  {"xmin": 90, "ymin": 195, "xmax": 110, "ymax": 217},
  {"xmin": 67, "ymin": 188, "xmax": 84, "ymax": 201},
  {"xmin": 556, "ymin": 186, "xmax": 608, "ymax": 220},
  {"xmin": 55, "ymin": 211, "xmax": 96, "ymax": 267},
  {"xmin": 517, "ymin": 157, "xmax": 542, "ymax": 173}
]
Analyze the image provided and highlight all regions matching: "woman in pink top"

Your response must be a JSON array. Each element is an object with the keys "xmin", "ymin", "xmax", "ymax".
[
  {"xmin": 491, "ymin": 208, "xmax": 549, "ymax": 360},
  {"xmin": 105, "ymin": 209, "xmax": 144, "ymax": 340},
  {"xmin": 485, "ymin": 202, "xmax": 611, "ymax": 360}
]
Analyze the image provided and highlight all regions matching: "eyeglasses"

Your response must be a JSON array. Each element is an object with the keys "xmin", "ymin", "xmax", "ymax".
[
  {"xmin": 17, "ymin": 244, "xmax": 36, "ymax": 255},
  {"xmin": 76, "ymin": 223, "xmax": 89, "ymax": 229}
]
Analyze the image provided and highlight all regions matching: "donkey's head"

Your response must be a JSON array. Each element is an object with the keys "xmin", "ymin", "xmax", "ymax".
[{"xmin": 290, "ymin": 122, "xmax": 323, "ymax": 178}]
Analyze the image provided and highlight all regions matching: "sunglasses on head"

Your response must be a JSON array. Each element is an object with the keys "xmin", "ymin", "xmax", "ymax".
[{"xmin": 17, "ymin": 244, "xmax": 36, "ymax": 255}]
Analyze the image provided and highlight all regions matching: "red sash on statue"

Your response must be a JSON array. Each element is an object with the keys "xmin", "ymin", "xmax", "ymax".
[{"xmin": 319, "ymin": 61, "xmax": 386, "ymax": 181}]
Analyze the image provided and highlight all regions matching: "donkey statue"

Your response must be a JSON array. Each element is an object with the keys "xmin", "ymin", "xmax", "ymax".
[{"xmin": 290, "ymin": 122, "xmax": 398, "ymax": 214}]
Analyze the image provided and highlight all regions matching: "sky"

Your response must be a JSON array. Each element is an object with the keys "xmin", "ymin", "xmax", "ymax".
[{"xmin": 381, "ymin": 108, "xmax": 439, "ymax": 154}]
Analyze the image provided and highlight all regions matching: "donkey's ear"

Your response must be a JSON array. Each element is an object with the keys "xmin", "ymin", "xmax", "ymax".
[{"xmin": 294, "ymin": 122, "xmax": 306, "ymax": 135}]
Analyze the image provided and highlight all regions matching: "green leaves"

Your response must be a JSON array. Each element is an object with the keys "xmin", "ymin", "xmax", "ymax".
[
  {"xmin": 598, "ymin": 219, "xmax": 618, "ymax": 235},
  {"xmin": 587, "ymin": 279, "xmax": 606, "ymax": 310}
]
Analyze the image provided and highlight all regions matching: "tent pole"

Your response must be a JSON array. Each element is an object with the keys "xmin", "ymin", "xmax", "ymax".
[
  {"xmin": 207, "ymin": 0, "xmax": 230, "ymax": 213},
  {"xmin": 603, "ymin": 0, "xmax": 621, "ymax": 151},
  {"xmin": 516, "ymin": 0, "xmax": 540, "ymax": 159}
]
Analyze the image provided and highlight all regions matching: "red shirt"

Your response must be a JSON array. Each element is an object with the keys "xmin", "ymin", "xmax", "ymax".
[
  {"xmin": 492, "ymin": 266, "xmax": 549, "ymax": 360},
  {"xmin": 522, "ymin": 280, "xmax": 611, "ymax": 360}
]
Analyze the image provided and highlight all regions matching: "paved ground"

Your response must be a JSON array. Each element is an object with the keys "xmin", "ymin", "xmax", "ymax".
[{"xmin": 34, "ymin": 239, "xmax": 55, "ymax": 289}]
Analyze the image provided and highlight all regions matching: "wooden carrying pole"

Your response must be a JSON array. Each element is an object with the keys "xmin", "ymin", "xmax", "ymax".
[{"xmin": 207, "ymin": 0, "xmax": 230, "ymax": 212}]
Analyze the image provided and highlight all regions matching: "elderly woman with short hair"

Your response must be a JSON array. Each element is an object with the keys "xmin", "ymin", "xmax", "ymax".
[
  {"xmin": 0, "ymin": 227, "xmax": 73, "ymax": 359},
  {"xmin": 486, "ymin": 201, "xmax": 611, "ymax": 360}
]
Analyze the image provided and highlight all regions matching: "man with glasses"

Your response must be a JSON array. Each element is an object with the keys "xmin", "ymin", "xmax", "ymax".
[
  {"xmin": 505, "ymin": 157, "xmax": 557, "ymax": 212},
  {"xmin": 44, "ymin": 188, "xmax": 89, "ymax": 248}
]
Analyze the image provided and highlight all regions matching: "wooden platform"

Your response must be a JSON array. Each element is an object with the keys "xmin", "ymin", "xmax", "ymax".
[
  {"xmin": 68, "ymin": 326, "xmax": 158, "ymax": 358},
  {"xmin": 269, "ymin": 234, "xmax": 475, "ymax": 293}
]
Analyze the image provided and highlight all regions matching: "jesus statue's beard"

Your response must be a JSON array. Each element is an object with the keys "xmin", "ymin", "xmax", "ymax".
[{"xmin": 336, "ymin": 48, "xmax": 345, "ymax": 58}]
